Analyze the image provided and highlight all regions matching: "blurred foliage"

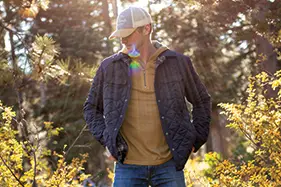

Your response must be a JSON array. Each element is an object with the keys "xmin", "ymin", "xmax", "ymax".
[
  {"xmin": 230, "ymin": 136, "xmax": 255, "ymax": 166},
  {"xmin": 0, "ymin": 100, "xmax": 89, "ymax": 186},
  {"xmin": 150, "ymin": 0, "xmax": 281, "ymax": 104},
  {"xmin": 1, "ymin": 0, "xmax": 281, "ymax": 186},
  {"xmin": 183, "ymin": 156, "xmax": 212, "ymax": 186},
  {"xmin": 208, "ymin": 70, "xmax": 281, "ymax": 186},
  {"xmin": 29, "ymin": 0, "xmax": 114, "ymax": 65},
  {"xmin": 0, "ymin": 0, "xmax": 104, "ymax": 184},
  {"xmin": 182, "ymin": 70, "xmax": 281, "ymax": 186},
  {"xmin": 197, "ymin": 0, "xmax": 281, "ymax": 47}
]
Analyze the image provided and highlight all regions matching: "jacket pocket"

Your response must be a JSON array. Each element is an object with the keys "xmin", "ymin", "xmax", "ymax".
[
  {"xmin": 159, "ymin": 74, "xmax": 184, "ymax": 99},
  {"xmin": 103, "ymin": 129, "xmax": 118, "ymax": 159},
  {"xmin": 160, "ymin": 74, "xmax": 183, "ymax": 83},
  {"xmin": 104, "ymin": 65, "xmax": 128, "ymax": 85},
  {"xmin": 105, "ymin": 77, "xmax": 127, "ymax": 85},
  {"xmin": 102, "ymin": 128, "xmax": 110, "ymax": 147}
]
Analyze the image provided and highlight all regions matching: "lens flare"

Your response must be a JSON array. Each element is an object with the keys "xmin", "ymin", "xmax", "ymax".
[
  {"xmin": 130, "ymin": 60, "xmax": 141, "ymax": 74},
  {"xmin": 128, "ymin": 44, "xmax": 141, "ymax": 74},
  {"xmin": 128, "ymin": 44, "xmax": 140, "ymax": 58}
]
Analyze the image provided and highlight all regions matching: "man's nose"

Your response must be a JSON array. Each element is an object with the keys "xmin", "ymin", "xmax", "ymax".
[{"xmin": 121, "ymin": 37, "xmax": 127, "ymax": 44}]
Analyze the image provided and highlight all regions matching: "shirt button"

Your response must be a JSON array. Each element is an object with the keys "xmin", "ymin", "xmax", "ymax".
[
  {"xmin": 158, "ymin": 100, "xmax": 161, "ymax": 103},
  {"xmin": 165, "ymin": 132, "xmax": 169, "ymax": 135},
  {"xmin": 161, "ymin": 116, "xmax": 165, "ymax": 119},
  {"xmin": 114, "ymin": 128, "xmax": 117, "ymax": 131},
  {"xmin": 124, "ymin": 99, "xmax": 128, "ymax": 102},
  {"xmin": 172, "ymin": 148, "xmax": 175, "ymax": 151},
  {"xmin": 120, "ymin": 115, "xmax": 123, "ymax": 118}
]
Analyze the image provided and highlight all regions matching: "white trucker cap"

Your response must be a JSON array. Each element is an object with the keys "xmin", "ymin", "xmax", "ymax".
[{"xmin": 109, "ymin": 7, "xmax": 152, "ymax": 40}]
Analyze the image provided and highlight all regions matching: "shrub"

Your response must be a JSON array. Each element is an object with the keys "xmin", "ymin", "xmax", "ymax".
[{"xmin": 0, "ymin": 101, "xmax": 89, "ymax": 186}]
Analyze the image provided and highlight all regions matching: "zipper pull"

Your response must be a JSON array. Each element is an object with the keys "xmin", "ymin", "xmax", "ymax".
[{"xmin": 143, "ymin": 70, "xmax": 147, "ymax": 88}]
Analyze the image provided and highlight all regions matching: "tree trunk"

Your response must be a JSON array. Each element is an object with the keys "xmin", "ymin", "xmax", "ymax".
[
  {"xmin": 111, "ymin": 0, "xmax": 118, "ymax": 18},
  {"xmin": 39, "ymin": 82, "xmax": 47, "ymax": 108},
  {"xmin": 253, "ymin": 0, "xmax": 278, "ymax": 97},
  {"xmin": 102, "ymin": 0, "xmax": 113, "ymax": 54},
  {"xmin": 209, "ymin": 107, "xmax": 231, "ymax": 158},
  {"xmin": 256, "ymin": 35, "xmax": 278, "ymax": 75},
  {"xmin": 110, "ymin": 0, "xmax": 123, "ymax": 50}
]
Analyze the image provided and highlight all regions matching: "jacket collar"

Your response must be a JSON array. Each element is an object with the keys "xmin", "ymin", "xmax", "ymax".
[
  {"xmin": 115, "ymin": 49, "xmax": 177, "ymax": 66},
  {"xmin": 155, "ymin": 50, "xmax": 177, "ymax": 68}
]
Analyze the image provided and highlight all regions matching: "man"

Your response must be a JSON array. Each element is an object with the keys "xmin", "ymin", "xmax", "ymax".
[{"xmin": 83, "ymin": 6, "xmax": 211, "ymax": 187}]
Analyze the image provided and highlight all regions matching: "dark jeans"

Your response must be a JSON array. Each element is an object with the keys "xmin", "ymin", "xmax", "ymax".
[{"xmin": 112, "ymin": 159, "xmax": 186, "ymax": 187}]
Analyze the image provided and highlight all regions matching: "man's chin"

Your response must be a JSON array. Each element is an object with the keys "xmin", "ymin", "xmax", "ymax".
[{"xmin": 126, "ymin": 45, "xmax": 132, "ymax": 50}]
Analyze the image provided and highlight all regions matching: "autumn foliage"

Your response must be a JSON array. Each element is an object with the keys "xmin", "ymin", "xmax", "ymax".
[
  {"xmin": 0, "ymin": 102, "xmax": 89, "ymax": 186},
  {"xmin": 206, "ymin": 70, "xmax": 281, "ymax": 186}
]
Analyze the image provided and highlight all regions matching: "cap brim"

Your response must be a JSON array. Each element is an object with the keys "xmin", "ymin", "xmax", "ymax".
[{"xmin": 109, "ymin": 28, "xmax": 137, "ymax": 40}]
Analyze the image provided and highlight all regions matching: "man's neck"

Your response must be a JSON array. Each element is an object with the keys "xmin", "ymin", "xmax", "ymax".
[{"xmin": 138, "ymin": 40, "xmax": 157, "ymax": 64}]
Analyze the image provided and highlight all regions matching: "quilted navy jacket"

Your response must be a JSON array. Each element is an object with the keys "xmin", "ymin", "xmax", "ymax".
[{"xmin": 83, "ymin": 49, "xmax": 211, "ymax": 171}]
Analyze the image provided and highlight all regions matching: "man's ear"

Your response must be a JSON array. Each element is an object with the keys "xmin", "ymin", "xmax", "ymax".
[{"xmin": 143, "ymin": 24, "xmax": 151, "ymax": 35}]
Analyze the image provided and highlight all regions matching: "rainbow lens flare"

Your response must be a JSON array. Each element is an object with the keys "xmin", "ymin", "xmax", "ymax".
[
  {"xmin": 128, "ymin": 44, "xmax": 141, "ymax": 74},
  {"xmin": 129, "ymin": 60, "xmax": 141, "ymax": 74},
  {"xmin": 128, "ymin": 44, "xmax": 140, "ymax": 58}
]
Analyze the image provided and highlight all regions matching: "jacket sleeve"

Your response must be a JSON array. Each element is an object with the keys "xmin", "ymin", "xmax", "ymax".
[
  {"xmin": 180, "ymin": 55, "xmax": 212, "ymax": 153},
  {"xmin": 83, "ymin": 65, "xmax": 106, "ymax": 147}
]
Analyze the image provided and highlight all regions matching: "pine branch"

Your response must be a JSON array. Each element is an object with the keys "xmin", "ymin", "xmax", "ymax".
[{"xmin": 0, "ymin": 22, "xmax": 30, "ymax": 52}]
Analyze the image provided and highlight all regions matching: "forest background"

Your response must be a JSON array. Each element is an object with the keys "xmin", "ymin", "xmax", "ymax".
[{"xmin": 0, "ymin": 0, "xmax": 280, "ymax": 186}]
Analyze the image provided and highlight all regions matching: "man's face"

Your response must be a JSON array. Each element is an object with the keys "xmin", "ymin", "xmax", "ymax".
[{"xmin": 120, "ymin": 25, "xmax": 150, "ymax": 52}]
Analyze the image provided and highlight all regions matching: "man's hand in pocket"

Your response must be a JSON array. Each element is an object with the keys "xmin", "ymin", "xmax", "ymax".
[
  {"xmin": 105, "ymin": 147, "xmax": 116, "ymax": 161},
  {"xmin": 108, "ymin": 155, "xmax": 117, "ymax": 161}
]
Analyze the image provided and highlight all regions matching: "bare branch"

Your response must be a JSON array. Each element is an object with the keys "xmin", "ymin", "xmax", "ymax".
[
  {"xmin": 32, "ymin": 149, "xmax": 37, "ymax": 187},
  {"xmin": 64, "ymin": 124, "xmax": 87, "ymax": 157},
  {"xmin": 0, "ymin": 155, "xmax": 25, "ymax": 187}
]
